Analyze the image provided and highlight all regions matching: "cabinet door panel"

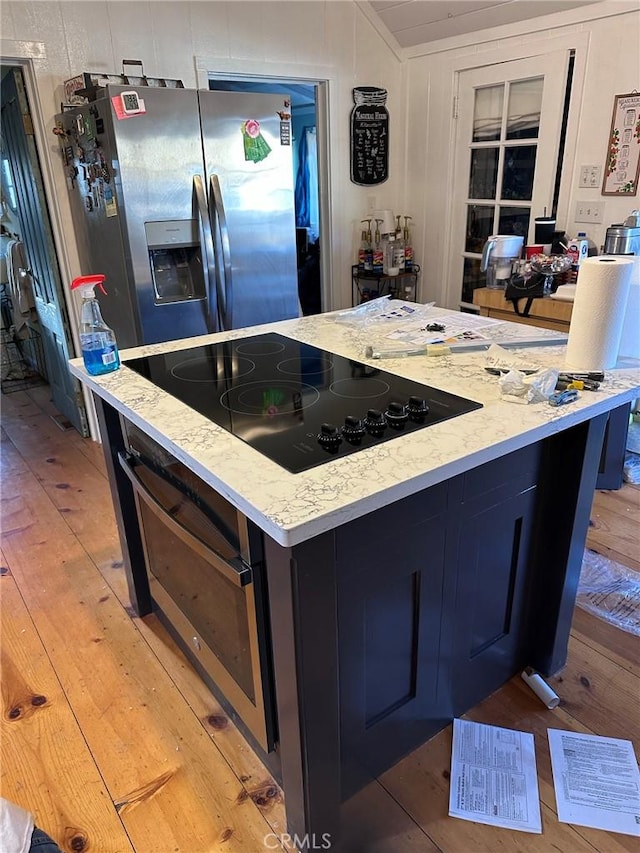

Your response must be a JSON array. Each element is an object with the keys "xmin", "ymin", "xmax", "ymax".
[
  {"xmin": 452, "ymin": 486, "xmax": 536, "ymax": 713},
  {"xmin": 338, "ymin": 507, "xmax": 448, "ymax": 795}
]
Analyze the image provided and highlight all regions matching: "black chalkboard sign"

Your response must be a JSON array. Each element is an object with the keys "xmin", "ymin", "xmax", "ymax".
[{"xmin": 350, "ymin": 87, "xmax": 389, "ymax": 186}]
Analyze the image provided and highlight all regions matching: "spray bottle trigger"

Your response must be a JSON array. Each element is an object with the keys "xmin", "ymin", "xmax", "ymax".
[{"xmin": 71, "ymin": 274, "xmax": 107, "ymax": 294}]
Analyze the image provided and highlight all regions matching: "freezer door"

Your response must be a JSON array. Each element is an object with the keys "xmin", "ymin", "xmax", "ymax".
[
  {"xmin": 198, "ymin": 90, "xmax": 300, "ymax": 330},
  {"xmin": 102, "ymin": 86, "xmax": 216, "ymax": 345}
]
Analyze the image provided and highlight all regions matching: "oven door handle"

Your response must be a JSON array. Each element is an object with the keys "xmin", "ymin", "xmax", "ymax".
[{"xmin": 118, "ymin": 452, "xmax": 252, "ymax": 588}]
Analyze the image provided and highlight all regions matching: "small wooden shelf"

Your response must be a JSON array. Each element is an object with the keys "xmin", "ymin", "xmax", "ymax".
[
  {"xmin": 352, "ymin": 264, "xmax": 420, "ymax": 305},
  {"xmin": 472, "ymin": 286, "xmax": 573, "ymax": 333}
]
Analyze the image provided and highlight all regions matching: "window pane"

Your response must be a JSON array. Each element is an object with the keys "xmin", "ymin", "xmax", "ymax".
[
  {"xmin": 469, "ymin": 148, "xmax": 499, "ymax": 199},
  {"xmin": 473, "ymin": 85, "xmax": 504, "ymax": 142},
  {"xmin": 462, "ymin": 257, "xmax": 484, "ymax": 304},
  {"xmin": 506, "ymin": 78, "xmax": 542, "ymax": 140},
  {"xmin": 498, "ymin": 206, "xmax": 530, "ymax": 242},
  {"xmin": 465, "ymin": 205, "xmax": 494, "ymax": 254},
  {"xmin": 501, "ymin": 145, "xmax": 537, "ymax": 200}
]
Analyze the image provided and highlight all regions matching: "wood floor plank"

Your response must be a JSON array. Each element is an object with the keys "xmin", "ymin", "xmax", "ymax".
[
  {"xmin": 379, "ymin": 719, "xmax": 601, "ymax": 853},
  {"xmin": 593, "ymin": 484, "xmax": 640, "ymax": 513},
  {"xmin": 548, "ymin": 635, "xmax": 640, "ymax": 745},
  {"xmin": 339, "ymin": 779, "xmax": 441, "ymax": 852},
  {"xmin": 587, "ymin": 484, "xmax": 640, "ymax": 571},
  {"xmin": 1, "ymin": 439, "xmax": 284, "ymax": 852},
  {"xmin": 571, "ymin": 603, "xmax": 640, "ymax": 677},
  {"xmin": 1, "ymin": 564, "xmax": 135, "ymax": 852},
  {"xmin": 1, "ymin": 397, "xmax": 125, "ymax": 587},
  {"xmin": 3, "ymin": 399, "xmax": 293, "ymax": 848},
  {"xmin": 466, "ymin": 677, "xmax": 638, "ymax": 852},
  {"xmin": 134, "ymin": 612, "xmax": 295, "ymax": 849}
]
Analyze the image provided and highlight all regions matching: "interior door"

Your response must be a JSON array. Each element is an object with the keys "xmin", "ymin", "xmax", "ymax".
[
  {"xmin": 449, "ymin": 51, "xmax": 570, "ymax": 309},
  {"xmin": 1, "ymin": 67, "xmax": 87, "ymax": 434}
]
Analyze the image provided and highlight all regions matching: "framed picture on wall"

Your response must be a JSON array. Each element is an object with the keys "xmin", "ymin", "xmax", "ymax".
[{"xmin": 602, "ymin": 92, "xmax": 640, "ymax": 196}]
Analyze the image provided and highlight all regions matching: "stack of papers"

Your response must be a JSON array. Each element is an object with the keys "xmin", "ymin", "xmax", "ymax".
[{"xmin": 449, "ymin": 719, "xmax": 640, "ymax": 837}]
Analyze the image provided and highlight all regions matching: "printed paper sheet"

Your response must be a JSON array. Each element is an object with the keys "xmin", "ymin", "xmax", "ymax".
[
  {"xmin": 548, "ymin": 729, "xmax": 640, "ymax": 836},
  {"xmin": 449, "ymin": 718, "xmax": 542, "ymax": 833}
]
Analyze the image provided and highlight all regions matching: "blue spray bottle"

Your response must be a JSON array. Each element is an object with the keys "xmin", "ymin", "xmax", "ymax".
[{"xmin": 71, "ymin": 274, "xmax": 120, "ymax": 375}]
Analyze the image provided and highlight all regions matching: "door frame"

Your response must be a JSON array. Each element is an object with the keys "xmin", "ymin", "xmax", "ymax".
[
  {"xmin": 0, "ymin": 40, "xmax": 95, "ymax": 436},
  {"xmin": 450, "ymin": 50, "xmax": 571, "ymax": 309},
  {"xmin": 196, "ymin": 57, "xmax": 333, "ymax": 315},
  {"xmin": 437, "ymin": 32, "xmax": 589, "ymax": 309}
]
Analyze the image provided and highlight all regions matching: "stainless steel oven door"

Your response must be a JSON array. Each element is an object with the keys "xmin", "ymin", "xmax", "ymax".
[{"xmin": 118, "ymin": 450, "xmax": 271, "ymax": 751}]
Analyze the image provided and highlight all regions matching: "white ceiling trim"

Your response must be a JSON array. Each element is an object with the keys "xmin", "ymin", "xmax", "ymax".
[
  {"xmin": 355, "ymin": 1, "xmax": 407, "ymax": 60},
  {"xmin": 362, "ymin": 0, "xmax": 639, "ymax": 59}
]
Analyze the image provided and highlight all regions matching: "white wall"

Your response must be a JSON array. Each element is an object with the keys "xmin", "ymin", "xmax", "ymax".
[
  {"xmin": 402, "ymin": 2, "xmax": 640, "ymax": 306},
  {"xmin": 1, "ymin": 1, "xmax": 637, "ymax": 314},
  {"xmin": 0, "ymin": 0, "xmax": 405, "ymax": 311}
]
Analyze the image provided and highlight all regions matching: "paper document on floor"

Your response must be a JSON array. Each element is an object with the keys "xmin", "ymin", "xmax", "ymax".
[
  {"xmin": 449, "ymin": 718, "xmax": 542, "ymax": 833},
  {"xmin": 548, "ymin": 729, "xmax": 640, "ymax": 836}
]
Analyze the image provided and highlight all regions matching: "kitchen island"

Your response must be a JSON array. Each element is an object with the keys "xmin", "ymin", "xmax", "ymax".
[{"xmin": 69, "ymin": 308, "xmax": 640, "ymax": 847}]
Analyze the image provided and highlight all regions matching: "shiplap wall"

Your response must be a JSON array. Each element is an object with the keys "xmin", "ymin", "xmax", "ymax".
[
  {"xmin": 402, "ymin": 7, "xmax": 640, "ymax": 305},
  {"xmin": 1, "ymin": 1, "xmax": 637, "ymax": 311},
  {"xmin": 0, "ymin": 1, "xmax": 404, "ymax": 311}
]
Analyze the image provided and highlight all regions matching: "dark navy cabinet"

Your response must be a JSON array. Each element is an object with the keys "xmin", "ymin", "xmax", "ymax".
[
  {"xmin": 336, "ymin": 445, "xmax": 542, "ymax": 795},
  {"xmin": 337, "ymin": 483, "xmax": 449, "ymax": 794},
  {"xmin": 448, "ymin": 445, "xmax": 540, "ymax": 714}
]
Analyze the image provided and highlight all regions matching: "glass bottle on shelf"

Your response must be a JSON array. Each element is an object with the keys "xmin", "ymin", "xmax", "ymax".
[{"xmin": 372, "ymin": 218, "xmax": 384, "ymax": 273}]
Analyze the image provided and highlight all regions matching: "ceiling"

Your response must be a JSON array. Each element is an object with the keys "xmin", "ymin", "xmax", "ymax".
[{"xmin": 367, "ymin": 0, "xmax": 602, "ymax": 47}]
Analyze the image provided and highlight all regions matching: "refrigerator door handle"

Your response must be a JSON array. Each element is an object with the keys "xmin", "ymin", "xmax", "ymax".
[
  {"xmin": 193, "ymin": 174, "xmax": 218, "ymax": 332},
  {"xmin": 209, "ymin": 174, "xmax": 233, "ymax": 330}
]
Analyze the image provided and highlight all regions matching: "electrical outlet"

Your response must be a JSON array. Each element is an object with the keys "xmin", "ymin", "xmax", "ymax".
[
  {"xmin": 575, "ymin": 200, "xmax": 604, "ymax": 224},
  {"xmin": 579, "ymin": 165, "xmax": 602, "ymax": 188},
  {"xmin": 367, "ymin": 196, "xmax": 377, "ymax": 211}
]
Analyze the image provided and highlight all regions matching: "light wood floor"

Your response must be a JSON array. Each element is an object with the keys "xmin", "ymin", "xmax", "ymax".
[{"xmin": 1, "ymin": 385, "xmax": 638, "ymax": 853}]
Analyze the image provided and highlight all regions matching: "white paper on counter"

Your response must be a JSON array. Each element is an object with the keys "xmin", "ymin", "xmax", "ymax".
[
  {"xmin": 385, "ymin": 311, "xmax": 505, "ymax": 346},
  {"xmin": 548, "ymin": 729, "xmax": 640, "ymax": 836},
  {"xmin": 449, "ymin": 718, "xmax": 542, "ymax": 833}
]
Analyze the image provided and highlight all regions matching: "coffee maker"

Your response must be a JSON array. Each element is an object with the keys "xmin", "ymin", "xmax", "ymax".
[
  {"xmin": 480, "ymin": 235, "xmax": 524, "ymax": 289},
  {"xmin": 604, "ymin": 210, "xmax": 640, "ymax": 256}
]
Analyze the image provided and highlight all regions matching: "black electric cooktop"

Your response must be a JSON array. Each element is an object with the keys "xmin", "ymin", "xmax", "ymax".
[{"xmin": 126, "ymin": 333, "xmax": 482, "ymax": 474}]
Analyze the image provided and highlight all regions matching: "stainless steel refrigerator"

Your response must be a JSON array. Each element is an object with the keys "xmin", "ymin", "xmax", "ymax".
[{"xmin": 56, "ymin": 86, "xmax": 300, "ymax": 348}]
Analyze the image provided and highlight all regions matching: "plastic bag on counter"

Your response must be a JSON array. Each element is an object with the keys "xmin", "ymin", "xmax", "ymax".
[
  {"xmin": 577, "ymin": 549, "xmax": 640, "ymax": 636},
  {"xmin": 498, "ymin": 367, "xmax": 559, "ymax": 404},
  {"xmin": 335, "ymin": 297, "xmax": 434, "ymax": 326}
]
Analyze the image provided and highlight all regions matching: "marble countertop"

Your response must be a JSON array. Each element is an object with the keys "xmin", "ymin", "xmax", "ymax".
[{"xmin": 69, "ymin": 306, "xmax": 640, "ymax": 546}]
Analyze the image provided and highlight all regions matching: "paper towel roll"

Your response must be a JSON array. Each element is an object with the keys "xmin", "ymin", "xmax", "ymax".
[{"xmin": 564, "ymin": 256, "xmax": 634, "ymax": 371}]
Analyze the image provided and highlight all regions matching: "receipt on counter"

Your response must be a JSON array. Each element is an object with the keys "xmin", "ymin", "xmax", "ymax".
[
  {"xmin": 548, "ymin": 729, "xmax": 640, "ymax": 836},
  {"xmin": 449, "ymin": 719, "xmax": 542, "ymax": 833}
]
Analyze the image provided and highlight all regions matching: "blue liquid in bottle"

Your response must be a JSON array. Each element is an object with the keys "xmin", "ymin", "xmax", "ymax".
[{"xmin": 80, "ymin": 334, "xmax": 120, "ymax": 375}]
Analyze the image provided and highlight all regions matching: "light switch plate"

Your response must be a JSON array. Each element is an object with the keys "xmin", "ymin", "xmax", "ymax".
[
  {"xmin": 579, "ymin": 165, "xmax": 602, "ymax": 188},
  {"xmin": 575, "ymin": 200, "xmax": 604, "ymax": 223}
]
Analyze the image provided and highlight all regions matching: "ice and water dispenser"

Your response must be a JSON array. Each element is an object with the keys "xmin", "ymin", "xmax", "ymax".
[{"xmin": 144, "ymin": 220, "xmax": 206, "ymax": 303}]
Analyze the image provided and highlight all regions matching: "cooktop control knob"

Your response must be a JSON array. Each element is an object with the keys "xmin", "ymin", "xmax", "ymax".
[
  {"xmin": 407, "ymin": 396, "xmax": 430, "ymax": 420},
  {"xmin": 364, "ymin": 408, "xmax": 387, "ymax": 435},
  {"xmin": 317, "ymin": 423, "xmax": 343, "ymax": 451},
  {"xmin": 342, "ymin": 415, "xmax": 366, "ymax": 443},
  {"xmin": 385, "ymin": 401, "xmax": 409, "ymax": 428}
]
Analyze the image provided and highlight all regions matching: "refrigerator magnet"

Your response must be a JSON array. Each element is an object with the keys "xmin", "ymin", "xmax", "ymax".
[
  {"xmin": 112, "ymin": 92, "xmax": 146, "ymax": 120},
  {"xmin": 242, "ymin": 120, "xmax": 272, "ymax": 162}
]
